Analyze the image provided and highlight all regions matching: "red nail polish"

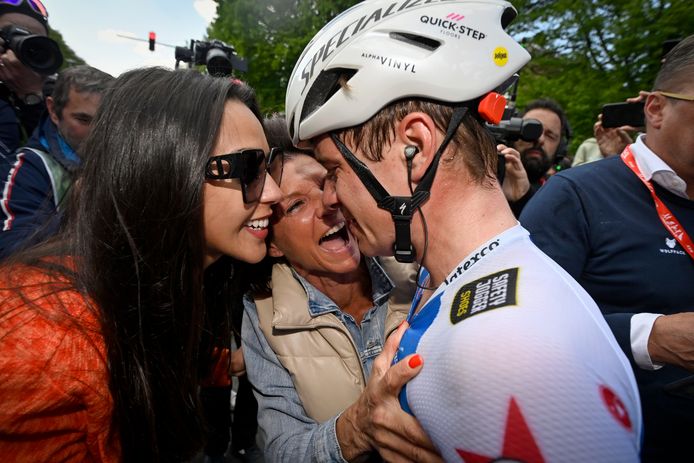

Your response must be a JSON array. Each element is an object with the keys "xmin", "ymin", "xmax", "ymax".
[{"xmin": 408, "ymin": 354, "xmax": 422, "ymax": 369}]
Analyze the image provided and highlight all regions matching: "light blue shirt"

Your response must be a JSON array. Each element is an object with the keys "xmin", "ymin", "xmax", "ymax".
[{"xmin": 241, "ymin": 257, "xmax": 393, "ymax": 462}]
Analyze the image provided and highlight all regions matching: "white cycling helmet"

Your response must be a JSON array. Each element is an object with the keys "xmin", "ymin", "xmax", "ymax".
[{"xmin": 286, "ymin": 0, "xmax": 531, "ymax": 144}]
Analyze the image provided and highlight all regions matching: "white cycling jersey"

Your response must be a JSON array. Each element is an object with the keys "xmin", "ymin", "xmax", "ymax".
[{"xmin": 396, "ymin": 225, "xmax": 642, "ymax": 462}]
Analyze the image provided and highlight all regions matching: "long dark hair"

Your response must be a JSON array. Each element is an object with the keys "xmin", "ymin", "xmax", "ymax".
[
  {"xmin": 236, "ymin": 114, "xmax": 313, "ymax": 296},
  {"xmin": 4, "ymin": 67, "xmax": 263, "ymax": 461}
]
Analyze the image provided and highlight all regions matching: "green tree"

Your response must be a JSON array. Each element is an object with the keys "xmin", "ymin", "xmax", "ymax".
[
  {"xmin": 48, "ymin": 29, "xmax": 86, "ymax": 69},
  {"xmin": 208, "ymin": 0, "xmax": 358, "ymax": 114},
  {"xmin": 508, "ymin": 0, "xmax": 693, "ymax": 151},
  {"xmin": 208, "ymin": 0, "xmax": 692, "ymax": 151}
]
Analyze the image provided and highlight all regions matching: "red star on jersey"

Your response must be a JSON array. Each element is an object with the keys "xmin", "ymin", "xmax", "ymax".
[{"xmin": 455, "ymin": 397, "xmax": 545, "ymax": 463}]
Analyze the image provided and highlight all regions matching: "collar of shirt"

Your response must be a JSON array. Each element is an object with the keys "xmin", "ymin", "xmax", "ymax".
[
  {"xmin": 630, "ymin": 134, "xmax": 689, "ymax": 199},
  {"xmin": 291, "ymin": 257, "xmax": 394, "ymax": 317}
]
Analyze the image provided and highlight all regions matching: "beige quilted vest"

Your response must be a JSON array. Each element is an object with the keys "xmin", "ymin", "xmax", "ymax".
[{"xmin": 254, "ymin": 262, "xmax": 410, "ymax": 422}]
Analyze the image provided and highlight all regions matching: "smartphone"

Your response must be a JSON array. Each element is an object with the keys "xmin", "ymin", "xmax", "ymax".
[
  {"xmin": 664, "ymin": 375, "xmax": 694, "ymax": 400},
  {"xmin": 601, "ymin": 101, "xmax": 645, "ymax": 129}
]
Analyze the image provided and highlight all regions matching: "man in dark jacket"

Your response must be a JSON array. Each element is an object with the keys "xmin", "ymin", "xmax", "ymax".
[{"xmin": 0, "ymin": 65, "xmax": 113, "ymax": 258}]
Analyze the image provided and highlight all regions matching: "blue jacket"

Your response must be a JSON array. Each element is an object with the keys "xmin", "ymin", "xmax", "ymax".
[
  {"xmin": 520, "ymin": 155, "xmax": 694, "ymax": 462},
  {"xmin": 0, "ymin": 114, "xmax": 79, "ymax": 258},
  {"xmin": 0, "ymin": 89, "xmax": 46, "ymax": 155}
]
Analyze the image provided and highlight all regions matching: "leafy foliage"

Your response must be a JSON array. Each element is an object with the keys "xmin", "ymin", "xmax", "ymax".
[
  {"xmin": 207, "ymin": 0, "xmax": 692, "ymax": 151},
  {"xmin": 48, "ymin": 29, "xmax": 86, "ymax": 70},
  {"xmin": 508, "ymin": 0, "xmax": 693, "ymax": 151},
  {"xmin": 208, "ymin": 0, "xmax": 358, "ymax": 114}
]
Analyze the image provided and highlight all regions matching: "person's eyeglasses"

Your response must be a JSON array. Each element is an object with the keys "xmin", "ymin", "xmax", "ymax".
[
  {"xmin": 0, "ymin": 0, "xmax": 48, "ymax": 18},
  {"xmin": 657, "ymin": 91, "xmax": 694, "ymax": 102},
  {"xmin": 267, "ymin": 147, "xmax": 284, "ymax": 187},
  {"xmin": 205, "ymin": 148, "xmax": 269, "ymax": 204}
]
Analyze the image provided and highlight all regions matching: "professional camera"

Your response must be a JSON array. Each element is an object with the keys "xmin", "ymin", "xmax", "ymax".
[
  {"xmin": 175, "ymin": 39, "xmax": 248, "ymax": 76},
  {"xmin": 486, "ymin": 108, "xmax": 543, "ymax": 184},
  {"xmin": 486, "ymin": 115, "xmax": 543, "ymax": 146},
  {"xmin": 0, "ymin": 25, "xmax": 63, "ymax": 75}
]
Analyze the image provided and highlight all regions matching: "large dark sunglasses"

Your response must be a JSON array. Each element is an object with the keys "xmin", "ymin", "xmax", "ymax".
[
  {"xmin": 205, "ymin": 148, "xmax": 270, "ymax": 203},
  {"xmin": 267, "ymin": 147, "xmax": 284, "ymax": 186}
]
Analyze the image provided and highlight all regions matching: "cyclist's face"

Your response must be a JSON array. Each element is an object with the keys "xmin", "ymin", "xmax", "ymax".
[{"xmin": 311, "ymin": 134, "xmax": 401, "ymax": 258}]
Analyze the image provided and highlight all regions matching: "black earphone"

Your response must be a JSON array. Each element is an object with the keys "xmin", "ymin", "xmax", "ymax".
[
  {"xmin": 404, "ymin": 145, "xmax": 419, "ymax": 179},
  {"xmin": 404, "ymin": 145, "xmax": 419, "ymax": 161}
]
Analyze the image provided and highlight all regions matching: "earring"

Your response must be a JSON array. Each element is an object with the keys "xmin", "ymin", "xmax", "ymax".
[{"xmin": 404, "ymin": 145, "xmax": 419, "ymax": 160}]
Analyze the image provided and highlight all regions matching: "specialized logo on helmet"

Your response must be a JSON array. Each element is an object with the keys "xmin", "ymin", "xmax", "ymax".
[
  {"xmin": 419, "ymin": 14, "xmax": 487, "ymax": 41},
  {"xmin": 493, "ymin": 46, "xmax": 509, "ymax": 66},
  {"xmin": 299, "ymin": 0, "xmax": 458, "ymax": 94}
]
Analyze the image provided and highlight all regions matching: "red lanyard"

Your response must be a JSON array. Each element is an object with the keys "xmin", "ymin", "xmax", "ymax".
[{"xmin": 621, "ymin": 145, "xmax": 694, "ymax": 260}]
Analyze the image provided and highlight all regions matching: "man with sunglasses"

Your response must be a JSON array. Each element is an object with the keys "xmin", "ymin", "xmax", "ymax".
[
  {"xmin": 0, "ymin": 0, "xmax": 53, "ymax": 155},
  {"xmin": 521, "ymin": 35, "xmax": 694, "ymax": 462}
]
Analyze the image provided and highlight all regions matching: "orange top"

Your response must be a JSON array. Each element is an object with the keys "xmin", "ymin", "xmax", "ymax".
[{"xmin": 0, "ymin": 265, "xmax": 120, "ymax": 462}]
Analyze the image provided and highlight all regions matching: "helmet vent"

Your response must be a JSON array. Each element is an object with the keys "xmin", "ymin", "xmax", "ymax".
[
  {"xmin": 389, "ymin": 32, "xmax": 440, "ymax": 52},
  {"xmin": 302, "ymin": 68, "xmax": 357, "ymax": 123},
  {"xmin": 501, "ymin": 7, "xmax": 516, "ymax": 29}
]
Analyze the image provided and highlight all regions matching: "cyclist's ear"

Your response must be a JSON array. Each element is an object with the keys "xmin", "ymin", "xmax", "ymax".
[{"xmin": 397, "ymin": 112, "xmax": 437, "ymax": 183}]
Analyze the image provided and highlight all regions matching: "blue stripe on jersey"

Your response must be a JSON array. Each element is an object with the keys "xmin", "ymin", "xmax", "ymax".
[{"xmin": 395, "ymin": 271, "xmax": 442, "ymax": 414}]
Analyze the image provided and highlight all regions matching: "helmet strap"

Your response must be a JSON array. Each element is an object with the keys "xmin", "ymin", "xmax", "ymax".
[{"xmin": 329, "ymin": 105, "xmax": 468, "ymax": 263}]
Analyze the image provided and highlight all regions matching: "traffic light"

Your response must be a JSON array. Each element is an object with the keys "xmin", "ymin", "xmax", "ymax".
[{"xmin": 149, "ymin": 31, "xmax": 156, "ymax": 51}]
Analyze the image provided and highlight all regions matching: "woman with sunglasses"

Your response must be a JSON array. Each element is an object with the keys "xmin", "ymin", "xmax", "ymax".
[
  {"xmin": 238, "ymin": 115, "xmax": 416, "ymax": 462},
  {"xmin": 0, "ymin": 67, "xmax": 280, "ymax": 461}
]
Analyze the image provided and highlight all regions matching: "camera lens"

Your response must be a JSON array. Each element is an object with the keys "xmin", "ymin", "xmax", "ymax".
[
  {"xmin": 11, "ymin": 35, "xmax": 63, "ymax": 74},
  {"xmin": 205, "ymin": 47, "xmax": 233, "ymax": 76}
]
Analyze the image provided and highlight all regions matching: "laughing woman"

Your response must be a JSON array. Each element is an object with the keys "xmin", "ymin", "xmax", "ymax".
[
  {"xmin": 241, "ymin": 116, "xmax": 411, "ymax": 462},
  {"xmin": 0, "ymin": 68, "xmax": 280, "ymax": 462}
]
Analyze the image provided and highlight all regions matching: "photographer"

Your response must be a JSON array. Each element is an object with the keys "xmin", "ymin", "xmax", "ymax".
[
  {"xmin": 499, "ymin": 98, "xmax": 572, "ymax": 216},
  {"xmin": 0, "ymin": 0, "xmax": 56, "ymax": 154}
]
